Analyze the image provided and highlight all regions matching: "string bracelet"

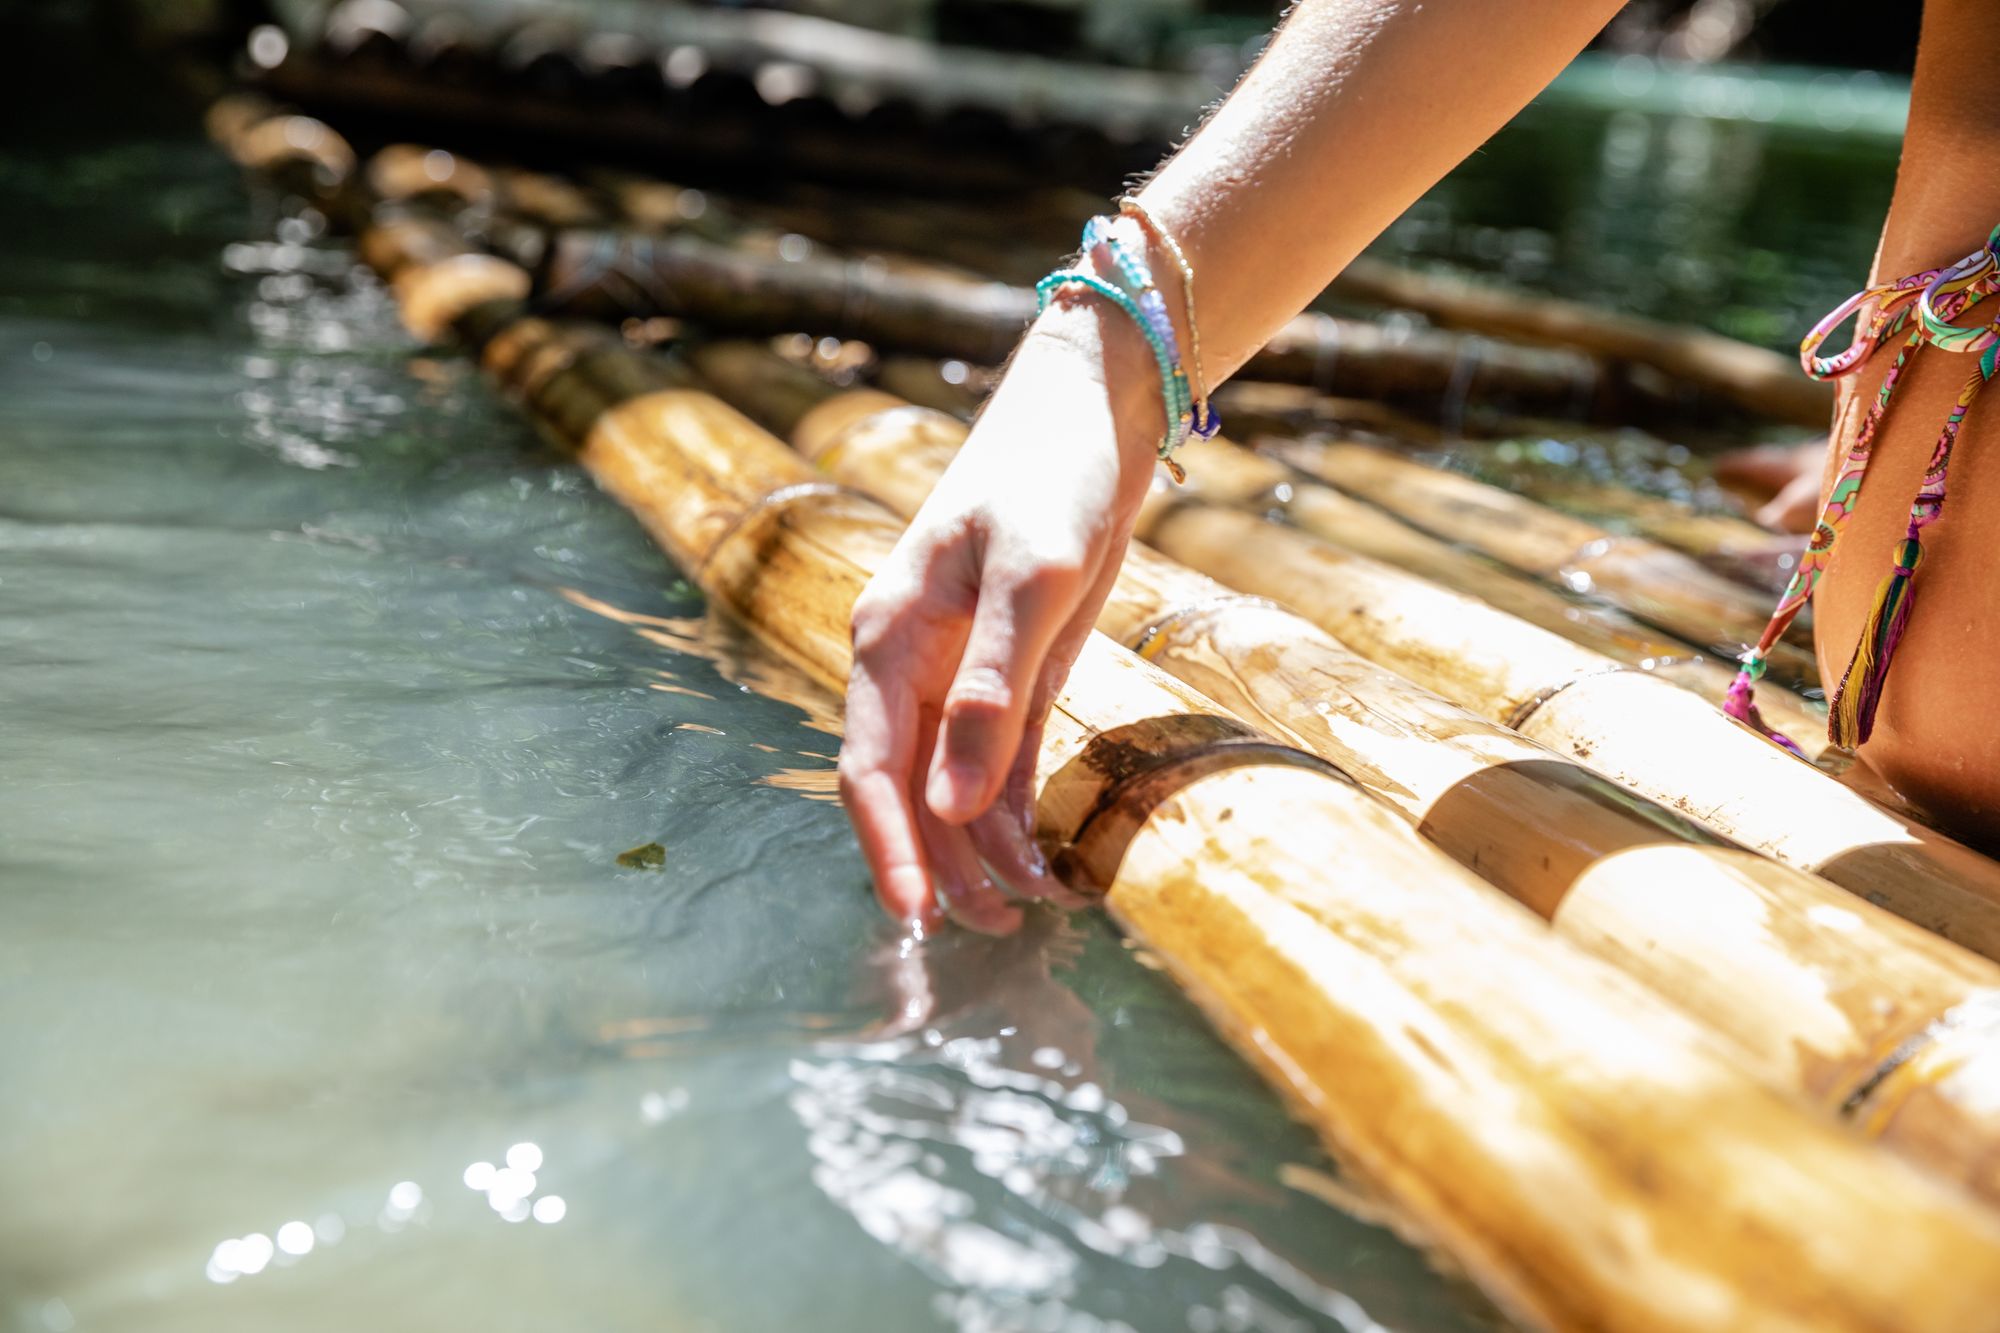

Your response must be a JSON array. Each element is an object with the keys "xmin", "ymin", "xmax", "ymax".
[
  {"xmin": 1037, "ymin": 218, "xmax": 1199, "ymax": 480},
  {"xmin": 1035, "ymin": 268, "xmax": 1191, "ymax": 475},
  {"xmin": 1118, "ymin": 196, "xmax": 1221, "ymax": 441},
  {"xmin": 1081, "ymin": 216, "xmax": 1195, "ymax": 450}
]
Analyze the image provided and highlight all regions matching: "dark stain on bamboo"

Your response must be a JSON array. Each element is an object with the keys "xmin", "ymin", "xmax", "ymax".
[{"xmin": 1037, "ymin": 714, "xmax": 1345, "ymax": 894}]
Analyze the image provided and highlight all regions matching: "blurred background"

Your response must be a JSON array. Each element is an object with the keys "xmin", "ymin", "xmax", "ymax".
[{"xmin": 0, "ymin": 0, "xmax": 1921, "ymax": 350}]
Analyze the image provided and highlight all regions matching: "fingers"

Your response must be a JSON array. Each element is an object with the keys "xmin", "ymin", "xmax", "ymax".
[
  {"xmin": 842, "ymin": 503, "xmax": 1135, "ymax": 931},
  {"xmin": 919, "ymin": 800, "xmax": 1025, "ymax": 935},
  {"xmin": 965, "ymin": 725, "xmax": 1090, "ymax": 912},
  {"xmin": 909, "ymin": 703, "xmax": 1022, "ymax": 935},
  {"xmin": 844, "ymin": 543, "xmax": 1026, "ymax": 935},
  {"xmin": 926, "ymin": 552, "xmax": 1089, "ymax": 825},
  {"xmin": 839, "ymin": 658, "xmax": 941, "ymax": 931},
  {"xmin": 1758, "ymin": 470, "xmax": 1822, "ymax": 535},
  {"xmin": 965, "ymin": 537, "xmax": 1129, "ymax": 910}
]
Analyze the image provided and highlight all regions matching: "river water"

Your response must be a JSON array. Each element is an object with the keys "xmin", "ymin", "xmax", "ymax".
[
  {"xmin": 0, "ymin": 13, "xmax": 1906, "ymax": 1333},
  {"xmin": 0, "ymin": 93, "xmax": 1493, "ymax": 1333}
]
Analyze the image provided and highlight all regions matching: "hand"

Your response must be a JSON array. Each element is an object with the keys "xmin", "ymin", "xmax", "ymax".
[
  {"xmin": 1714, "ymin": 438, "xmax": 1826, "ymax": 534},
  {"xmin": 840, "ymin": 305, "xmax": 1162, "ymax": 933}
]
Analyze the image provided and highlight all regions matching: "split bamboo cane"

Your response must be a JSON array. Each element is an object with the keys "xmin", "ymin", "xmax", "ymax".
[
  {"xmin": 691, "ymin": 341, "xmax": 2000, "ymax": 1203},
  {"xmin": 442, "ymin": 301, "xmax": 2000, "ymax": 1333},
  {"xmin": 216, "ymin": 110, "xmax": 2000, "ymax": 1327},
  {"xmin": 1266, "ymin": 438, "xmax": 1813, "ymax": 665}
]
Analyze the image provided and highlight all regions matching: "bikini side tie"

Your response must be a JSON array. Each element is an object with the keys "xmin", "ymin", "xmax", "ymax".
[{"xmin": 1724, "ymin": 224, "xmax": 2000, "ymax": 754}]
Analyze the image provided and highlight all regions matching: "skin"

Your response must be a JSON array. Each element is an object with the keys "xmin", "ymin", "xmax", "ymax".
[
  {"xmin": 844, "ymin": 0, "xmax": 2000, "ymax": 932},
  {"xmin": 1810, "ymin": 0, "xmax": 2000, "ymax": 841}
]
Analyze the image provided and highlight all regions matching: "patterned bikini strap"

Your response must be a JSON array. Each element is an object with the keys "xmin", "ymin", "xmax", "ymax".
[{"xmin": 1725, "ymin": 224, "xmax": 2000, "ymax": 755}]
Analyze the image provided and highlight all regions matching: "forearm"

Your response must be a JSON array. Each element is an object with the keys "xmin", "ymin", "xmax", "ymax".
[{"xmin": 1134, "ymin": 0, "xmax": 1627, "ymax": 385}]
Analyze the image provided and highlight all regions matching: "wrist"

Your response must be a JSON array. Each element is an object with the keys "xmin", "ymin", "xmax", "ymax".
[{"xmin": 1020, "ymin": 296, "xmax": 1167, "ymax": 473}]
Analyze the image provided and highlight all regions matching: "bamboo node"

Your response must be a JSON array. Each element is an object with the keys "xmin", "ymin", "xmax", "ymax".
[
  {"xmin": 694, "ymin": 479, "xmax": 883, "ymax": 579},
  {"xmin": 1039, "ymin": 713, "xmax": 1345, "ymax": 893},
  {"xmin": 1129, "ymin": 595, "xmax": 1288, "ymax": 660},
  {"xmin": 1502, "ymin": 667, "xmax": 1633, "ymax": 731},
  {"xmin": 1842, "ymin": 990, "xmax": 2000, "ymax": 1133}
]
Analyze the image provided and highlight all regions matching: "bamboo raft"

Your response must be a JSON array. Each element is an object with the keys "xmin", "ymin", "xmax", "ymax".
[
  {"xmin": 1326, "ymin": 255, "xmax": 1835, "ymax": 428},
  {"xmin": 692, "ymin": 340, "xmax": 2000, "ymax": 1199},
  {"xmin": 1263, "ymin": 437, "xmax": 1817, "ymax": 675},
  {"xmin": 840, "ymin": 362, "xmax": 1833, "ymax": 733},
  {"xmin": 749, "ymin": 353, "xmax": 2000, "ymax": 957},
  {"xmin": 210, "ymin": 93, "xmax": 2000, "ymax": 1332}
]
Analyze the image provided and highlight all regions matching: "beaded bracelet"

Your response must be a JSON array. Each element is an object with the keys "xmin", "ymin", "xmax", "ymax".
[
  {"xmin": 1036, "ymin": 268, "xmax": 1191, "ymax": 479},
  {"xmin": 1119, "ymin": 196, "xmax": 1220, "ymax": 441},
  {"xmin": 1036, "ymin": 214, "xmax": 1213, "ymax": 480},
  {"xmin": 1082, "ymin": 216, "xmax": 1195, "ymax": 445}
]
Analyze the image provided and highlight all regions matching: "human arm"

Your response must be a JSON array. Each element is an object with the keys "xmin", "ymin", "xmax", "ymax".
[{"xmin": 841, "ymin": 0, "xmax": 1631, "ymax": 932}]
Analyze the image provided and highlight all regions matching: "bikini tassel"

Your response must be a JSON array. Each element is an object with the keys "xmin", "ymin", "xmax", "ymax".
[
  {"xmin": 1723, "ymin": 658, "xmax": 1805, "ymax": 758},
  {"xmin": 1830, "ymin": 535, "xmax": 1924, "ymax": 748}
]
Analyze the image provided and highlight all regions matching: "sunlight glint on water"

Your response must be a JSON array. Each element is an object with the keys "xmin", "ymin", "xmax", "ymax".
[
  {"xmin": 0, "ymin": 138, "xmax": 1480, "ymax": 1332},
  {"xmin": 0, "ymin": 48, "xmax": 1908, "ymax": 1333}
]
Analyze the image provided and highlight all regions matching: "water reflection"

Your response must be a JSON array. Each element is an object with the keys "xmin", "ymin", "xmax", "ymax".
[
  {"xmin": 785, "ymin": 919, "xmax": 1411, "ymax": 1333},
  {"xmin": 1379, "ymin": 57, "xmax": 1902, "ymax": 354},
  {"xmin": 0, "ymin": 132, "xmax": 1481, "ymax": 1332}
]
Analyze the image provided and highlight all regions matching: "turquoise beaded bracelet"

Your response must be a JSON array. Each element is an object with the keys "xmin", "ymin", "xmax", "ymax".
[
  {"xmin": 1037, "ymin": 219, "xmax": 1203, "ymax": 478},
  {"xmin": 1035, "ymin": 270, "xmax": 1191, "ymax": 470}
]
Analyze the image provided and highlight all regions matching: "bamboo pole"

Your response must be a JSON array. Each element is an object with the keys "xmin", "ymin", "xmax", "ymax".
[
  {"xmin": 1329, "ymin": 256, "xmax": 1835, "ymax": 428},
  {"xmin": 203, "ymin": 96, "xmax": 356, "ymax": 198},
  {"xmin": 888, "ymin": 359, "xmax": 1796, "ymax": 599},
  {"xmin": 1163, "ymin": 438, "xmax": 1827, "ymax": 735},
  {"xmin": 211, "ymin": 113, "xmax": 2000, "ymax": 1324},
  {"xmin": 870, "ymin": 354, "xmax": 997, "ymax": 416},
  {"xmin": 1265, "ymin": 438, "xmax": 1815, "ymax": 668},
  {"xmin": 255, "ymin": 9, "xmax": 1152, "ymax": 195},
  {"xmin": 1194, "ymin": 381, "xmax": 1790, "ymax": 566},
  {"xmin": 433, "ymin": 298, "xmax": 2000, "ymax": 1332},
  {"xmin": 694, "ymin": 340, "xmax": 2000, "ymax": 1205},
  {"xmin": 1483, "ymin": 465, "xmax": 1787, "ymax": 565},
  {"xmin": 1126, "ymin": 477, "xmax": 2000, "ymax": 953},
  {"xmin": 683, "ymin": 199, "xmax": 1828, "ymax": 431},
  {"xmin": 528, "ymin": 226, "xmax": 1692, "ymax": 420},
  {"xmin": 1486, "ymin": 468, "xmax": 1799, "ymax": 591}
]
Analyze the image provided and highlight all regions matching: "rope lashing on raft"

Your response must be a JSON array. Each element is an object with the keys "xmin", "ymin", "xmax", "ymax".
[{"xmin": 1725, "ymin": 224, "xmax": 2000, "ymax": 754}]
